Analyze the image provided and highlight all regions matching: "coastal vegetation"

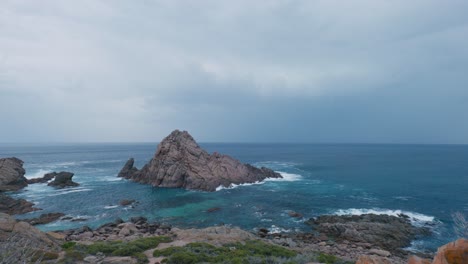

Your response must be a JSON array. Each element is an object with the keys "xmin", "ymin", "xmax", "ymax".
[
  {"xmin": 152, "ymin": 240, "xmax": 351, "ymax": 264},
  {"xmin": 59, "ymin": 236, "xmax": 171, "ymax": 263}
]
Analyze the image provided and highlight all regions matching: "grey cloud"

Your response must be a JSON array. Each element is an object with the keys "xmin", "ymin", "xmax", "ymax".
[{"xmin": 0, "ymin": 0, "xmax": 468, "ymax": 143}]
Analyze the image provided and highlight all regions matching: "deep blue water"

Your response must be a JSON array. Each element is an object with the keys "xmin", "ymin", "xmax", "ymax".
[{"xmin": 1, "ymin": 143, "xmax": 467, "ymax": 252}]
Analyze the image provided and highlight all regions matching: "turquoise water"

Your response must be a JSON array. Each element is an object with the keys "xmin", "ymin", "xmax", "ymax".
[{"xmin": 1, "ymin": 143, "xmax": 467, "ymax": 252}]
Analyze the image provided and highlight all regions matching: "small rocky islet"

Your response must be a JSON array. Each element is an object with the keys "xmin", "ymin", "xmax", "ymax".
[
  {"xmin": 118, "ymin": 129, "xmax": 282, "ymax": 191},
  {"xmin": 0, "ymin": 131, "xmax": 467, "ymax": 264}
]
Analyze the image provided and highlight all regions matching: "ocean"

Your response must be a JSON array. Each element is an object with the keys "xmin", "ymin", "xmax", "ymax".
[{"xmin": 1, "ymin": 143, "xmax": 467, "ymax": 252}]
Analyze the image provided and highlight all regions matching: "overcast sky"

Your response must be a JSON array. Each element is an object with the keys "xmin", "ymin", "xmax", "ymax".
[{"xmin": 1, "ymin": 0, "xmax": 468, "ymax": 143}]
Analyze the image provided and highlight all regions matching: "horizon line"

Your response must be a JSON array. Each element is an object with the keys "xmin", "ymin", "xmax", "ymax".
[{"xmin": 0, "ymin": 141, "xmax": 467, "ymax": 146}]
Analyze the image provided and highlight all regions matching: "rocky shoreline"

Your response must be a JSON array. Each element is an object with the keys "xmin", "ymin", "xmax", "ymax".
[
  {"xmin": 1, "ymin": 156, "xmax": 466, "ymax": 263},
  {"xmin": 0, "ymin": 214, "xmax": 462, "ymax": 264}
]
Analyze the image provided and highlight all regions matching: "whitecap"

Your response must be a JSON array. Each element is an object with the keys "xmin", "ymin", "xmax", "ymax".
[
  {"xmin": 47, "ymin": 188, "xmax": 92, "ymax": 197},
  {"xmin": 215, "ymin": 181, "xmax": 265, "ymax": 191},
  {"xmin": 25, "ymin": 169, "xmax": 51, "ymax": 179},
  {"xmin": 268, "ymin": 225, "xmax": 291, "ymax": 234},
  {"xmin": 104, "ymin": 205, "xmax": 119, "ymax": 209},
  {"xmin": 333, "ymin": 208, "xmax": 435, "ymax": 226},
  {"xmin": 267, "ymin": 171, "xmax": 302, "ymax": 181}
]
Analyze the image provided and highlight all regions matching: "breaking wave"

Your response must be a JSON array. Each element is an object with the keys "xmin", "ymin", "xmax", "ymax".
[{"xmin": 333, "ymin": 208, "xmax": 436, "ymax": 226}]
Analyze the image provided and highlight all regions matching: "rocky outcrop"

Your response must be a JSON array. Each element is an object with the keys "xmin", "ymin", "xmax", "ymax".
[
  {"xmin": 62, "ymin": 217, "xmax": 172, "ymax": 242},
  {"xmin": 118, "ymin": 130, "xmax": 282, "ymax": 191},
  {"xmin": 0, "ymin": 193, "xmax": 39, "ymax": 215},
  {"xmin": 27, "ymin": 172, "xmax": 56, "ymax": 184},
  {"xmin": 23, "ymin": 213, "xmax": 65, "ymax": 225},
  {"xmin": 306, "ymin": 214, "xmax": 431, "ymax": 252},
  {"xmin": 0, "ymin": 213, "xmax": 60, "ymax": 263},
  {"xmin": 0, "ymin": 157, "xmax": 28, "ymax": 191},
  {"xmin": 431, "ymin": 238, "xmax": 467, "ymax": 264},
  {"xmin": 47, "ymin": 171, "xmax": 79, "ymax": 188}
]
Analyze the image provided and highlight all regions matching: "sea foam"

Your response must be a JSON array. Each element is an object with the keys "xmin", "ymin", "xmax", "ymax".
[
  {"xmin": 215, "ymin": 171, "xmax": 302, "ymax": 191},
  {"xmin": 334, "ymin": 208, "xmax": 435, "ymax": 226}
]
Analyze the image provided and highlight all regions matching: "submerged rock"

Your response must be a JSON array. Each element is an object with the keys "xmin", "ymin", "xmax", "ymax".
[
  {"xmin": 47, "ymin": 171, "xmax": 79, "ymax": 188},
  {"xmin": 0, "ymin": 157, "xmax": 28, "ymax": 191},
  {"xmin": 306, "ymin": 214, "xmax": 431, "ymax": 252},
  {"xmin": 118, "ymin": 130, "xmax": 282, "ymax": 191}
]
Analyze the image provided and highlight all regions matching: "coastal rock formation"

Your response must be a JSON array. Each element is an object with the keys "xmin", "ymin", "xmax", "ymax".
[
  {"xmin": 0, "ymin": 193, "xmax": 39, "ymax": 215},
  {"xmin": 23, "ymin": 213, "xmax": 65, "ymax": 225},
  {"xmin": 27, "ymin": 172, "xmax": 56, "ymax": 184},
  {"xmin": 118, "ymin": 130, "xmax": 282, "ymax": 191},
  {"xmin": 306, "ymin": 214, "xmax": 430, "ymax": 252},
  {"xmin": 0, "ymin": 157, "xmax": 28, "ymax": 191},
  {"xmin": 431, "ymin": 238, "xmax": 467, "ymax": 264},
  {"xmin": 0, "ymin": 213, "xmax": 59, "ymax": 258},
  {"xmin": 47, "ymin": 171, "xmax": 79, "ymax": 188}
]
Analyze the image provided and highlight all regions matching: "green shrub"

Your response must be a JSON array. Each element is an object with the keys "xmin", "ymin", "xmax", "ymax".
[
  {"xmin": 61, "ymin": 241, "xmax": 76, "ymax": 250},
  {"xmin": 153, "ymin": 240, "xmax": 298, "ymax": 264},
  {"xmin": 317, "ymin": 252, "xmax": 338, "ymax": 264}
]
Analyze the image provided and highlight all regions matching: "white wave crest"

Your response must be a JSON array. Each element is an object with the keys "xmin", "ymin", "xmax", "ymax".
[
  {"xmin": 266, "ymin": 171, "xmax": 302, "ymax": 181},
  {"xmin": 47, "ymin": 188, "xmax": 92, "ymax": 197},
  {"xmin": 333, "ymin": 208, "xmax": 435, "ymax": 226},
  {"xmin": 215, "ymin": 171, "xmax": 302, "ymax": 191},
  {"xmin": 104, "ymin": 205, "xmax": 119, "ymax": 209},
  {"xmin": 25, "ymin": 169, "xmax": 51, "ymax": 179},
  {"xmin": 268, "ymin": 225, "xmax": 291, "ymax": 234},
  {"xmin": 215, "ymin": 181, "xmax": 265, "ymax": 191}
]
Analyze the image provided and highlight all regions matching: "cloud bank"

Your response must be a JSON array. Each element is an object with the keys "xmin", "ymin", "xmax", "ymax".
[{"xmin": 1, "ymin": 0, "xmax": 468, "ymax": 143}]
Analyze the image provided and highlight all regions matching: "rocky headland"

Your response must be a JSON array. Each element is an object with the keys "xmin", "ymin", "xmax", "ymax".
[{"xmin": 118, "ymin": 130, "xmax": 282, "ymax": 191}]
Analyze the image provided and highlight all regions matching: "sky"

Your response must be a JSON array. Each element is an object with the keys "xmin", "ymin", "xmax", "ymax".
[{"xmin": 1, "ymin": 0, "xmax": 468, "ymax": 144}]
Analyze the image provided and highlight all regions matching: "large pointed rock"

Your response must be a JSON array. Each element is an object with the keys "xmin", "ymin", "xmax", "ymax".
[
  {"xmin": 0, "ymin": 157, "xmax": 28, "ymax": 191},
  {"xmin": 118, "ymin": 130, "xmax": 282, "ymax": 191}
]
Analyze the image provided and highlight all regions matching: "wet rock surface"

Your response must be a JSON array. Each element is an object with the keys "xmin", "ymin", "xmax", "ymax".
[
  {"xmin": 306, "ymin": 214, "xmax": 431, "ymax": 252},
  {"xmin": 27, "ymin": 172, "xmax": 56, "ymax": 184},
  {"xmin": 0, "ymin": 193, "xmax": 40, "ymax": 215},
  {"xmin": 118, "ymin": 130, "xmax": 282, "ymax": 191},
  {"xmin": 47, "ymin": 171, "xmax": 79, "ymax": 188}
]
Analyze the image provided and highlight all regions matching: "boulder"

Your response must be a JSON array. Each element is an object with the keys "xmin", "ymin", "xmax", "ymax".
[
  {"xmin": 0, "ymin": 193, "xmax": 40, "ymax": 215},
  {"xmin": 306, "ymin": 214, "xmax": 430, "ymax": 252},
  {"xmin": 432, "ymin": 238, "xmax": 467, "ymax": 264},
  {"xmin": 0, "ymin": 213, "xmax": 59, "ymax": 250},
  {"xmin": 0, "ymin": 157, "xmax": 27, "ymax": 191},
  {"xmin": 288, "ymin": 211, "xmax": 303, "ymax": 218},
  {"xmin": 27, "ymin": 172, "xmax": 56, "ymax": 184},
  {"xmin": 118, "ymin": 130, "xmax": 282, "ymax": 191},
  {"xmin": 119, "ymin": 199, "xmax": 135, "ymax": 206},
  {"xmin": 47, "ymin": 172, "xmax": 79, "ymax": 188}
]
